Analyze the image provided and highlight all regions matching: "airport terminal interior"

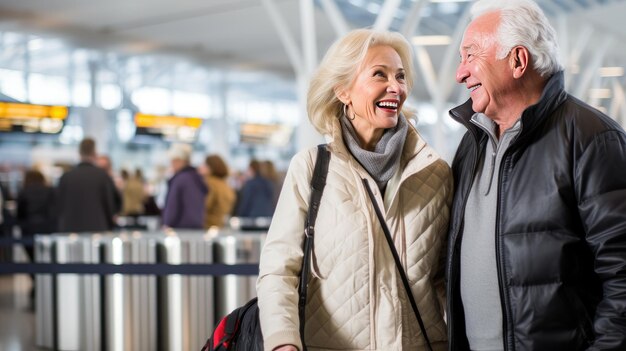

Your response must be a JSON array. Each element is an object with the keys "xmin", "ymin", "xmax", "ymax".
[{"xmin": 1, "ymin": 0, "xmax": 626, "ymax": 350}]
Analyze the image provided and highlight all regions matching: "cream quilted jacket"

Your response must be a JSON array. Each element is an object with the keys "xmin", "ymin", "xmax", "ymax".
[{"xmin": 257, "ymin": 121, "xmax": 452, "ymax": 351}]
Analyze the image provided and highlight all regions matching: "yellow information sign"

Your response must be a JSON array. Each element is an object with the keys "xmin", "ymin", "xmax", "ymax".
[
  {"xmin": 134, "ymin": 113, "xmax": 203, "ymax": 128},
  {"xmin": 134, "ymin": 113, "xmax": 203, "ymax": 142},
  {"xmin": 0, "ymin": 102, "xmax": 68, "ymax": 133},
  {"xmin": 240, "ymin": 123, "xmax": 292, "ymax": 146}
]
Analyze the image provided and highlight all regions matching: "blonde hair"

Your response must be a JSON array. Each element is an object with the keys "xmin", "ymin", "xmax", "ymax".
[{"xmin": 307, "ymin": 29, "xmax": 415, "ymax": 136}]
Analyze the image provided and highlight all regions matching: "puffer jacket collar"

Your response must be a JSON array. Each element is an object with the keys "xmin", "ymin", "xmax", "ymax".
[{"xmin": 449, "ymin": 71, "xmax": 569, "ymax": 146}]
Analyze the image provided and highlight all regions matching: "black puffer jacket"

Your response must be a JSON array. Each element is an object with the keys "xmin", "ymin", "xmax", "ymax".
[{"xmin": 446, "ymin": 72, "xmax": 626, "ymax": 351}]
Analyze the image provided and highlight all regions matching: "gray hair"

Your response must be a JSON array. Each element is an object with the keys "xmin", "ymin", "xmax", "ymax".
[
  {"xmin": 471, "ymin": 0, "xmax": 563, "ymax": 77},
  {"xmin": 307, "ymin": 29, "xmax": 415, "ymax": 136}
]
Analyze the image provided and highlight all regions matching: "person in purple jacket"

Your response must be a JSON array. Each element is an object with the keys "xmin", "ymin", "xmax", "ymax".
[{"xmin": 162, "ymin": 143, "xmax": 208, "ymax": 229}]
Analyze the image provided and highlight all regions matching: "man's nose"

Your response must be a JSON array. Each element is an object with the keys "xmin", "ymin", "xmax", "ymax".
[{"xmin": 456, "ymin": 63, "xmax": 469, "ymax": 84}]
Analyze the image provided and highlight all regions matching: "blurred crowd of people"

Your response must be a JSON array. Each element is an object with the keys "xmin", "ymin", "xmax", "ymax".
[
  {"xmin": 1, "ymin": 137, "xmax": 284, "ymax": 248},
  {"xmin": 0, "ymin": 137, "xmax": 283, "ymax": 307}
]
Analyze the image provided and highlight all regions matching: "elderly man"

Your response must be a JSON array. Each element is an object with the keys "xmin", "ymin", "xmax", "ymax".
[
  {"xmin": 446, "ymin": 0, "xmax": 626, "ymax": 350},
  {"xmin": 162, "ymin": 143, "xmax": 207, "ymax": 229}
]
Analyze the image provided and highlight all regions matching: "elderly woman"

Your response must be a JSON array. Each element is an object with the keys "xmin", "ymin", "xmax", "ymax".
[{"xmin": 257, "ymin": 29, "xmax": 452, "ymax": 351}]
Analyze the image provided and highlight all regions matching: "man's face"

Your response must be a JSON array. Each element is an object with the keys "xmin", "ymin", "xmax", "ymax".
[
  {"xmin": 170, "ymin": 158, "xmax": 184, "ymax": 173},
  {"xmin": 456, "ymin": 12, "xmax": 516, "ymax": 119}
]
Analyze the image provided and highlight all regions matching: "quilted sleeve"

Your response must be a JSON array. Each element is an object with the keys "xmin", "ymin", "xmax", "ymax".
[
  {"xmin": 575, "ymin": 130, "xmax": 626, "ymax": 350},
  {"xmin": 433, "ymin": 160, "xmax": 453, "ymax": 317},
  {"xmin": 257, "ymin": 148, "xmax": 316, "ymax": 351}
]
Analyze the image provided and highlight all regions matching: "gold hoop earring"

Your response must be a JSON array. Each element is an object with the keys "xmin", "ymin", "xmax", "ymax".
[{"xmin": 344, "ymin": 104, "xmax": 355, "ymax": 121}]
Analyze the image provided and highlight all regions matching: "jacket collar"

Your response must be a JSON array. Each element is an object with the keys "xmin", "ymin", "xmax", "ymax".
[
  {"xmin": 449, "ymin": 71, "xmax": 568, "ymax": 141},
  {"xmin": 169, "ymin": 165, "xmax": 195, "ymax": 183}
]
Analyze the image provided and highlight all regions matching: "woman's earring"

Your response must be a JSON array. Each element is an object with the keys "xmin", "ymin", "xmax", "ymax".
[{"xmin": 344, "ymin": 104, "xmax": 355, "ymax": 121}]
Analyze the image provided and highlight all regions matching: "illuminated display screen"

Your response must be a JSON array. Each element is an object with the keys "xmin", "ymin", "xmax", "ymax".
[
  {"xmin": 134, "ymin": 113, "xmax": 203, "ymax": 142},
  {"xmin": 239, "ymin": 123, "xmax": 293, "ymax": 147},
  {"xmin": 0, "ymin": 102, "xmax": 68, "ymax": 134}
]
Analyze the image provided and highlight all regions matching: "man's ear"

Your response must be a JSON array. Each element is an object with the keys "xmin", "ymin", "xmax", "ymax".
[
  {"xmin": 334, "ymin": 85, "xmax": 350, "ymax": 105},
  {"xmin": 510, "ymin": 46, "xmax": 530, "ymax": 79}
]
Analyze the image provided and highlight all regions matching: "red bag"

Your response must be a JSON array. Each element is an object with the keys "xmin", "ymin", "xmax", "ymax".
[{"xmin": 201, "ymin": 297, "xmax": 262, "ymax": 351}]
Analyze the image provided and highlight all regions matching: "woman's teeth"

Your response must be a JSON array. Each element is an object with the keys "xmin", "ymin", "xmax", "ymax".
[{"xmin": 377, "ymin": 101, "xmax": 398, "ymax": 108}]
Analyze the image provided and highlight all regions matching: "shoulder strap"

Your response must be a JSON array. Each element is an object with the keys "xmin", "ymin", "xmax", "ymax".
[
  {"xmin": 298, "ymin": 144, "xmax": 330, "ymax": 350},
  {"xmin": 305, "ymin": 144, "xmax": 331, "ymax": 233},
  {"xmin": 362, "ymin": 179, "xmax": 433, "ymax": 351}
]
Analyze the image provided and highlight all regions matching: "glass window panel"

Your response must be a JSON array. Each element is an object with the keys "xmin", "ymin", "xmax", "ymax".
[
  {"xmin": 0, "ymin": 33, "xmax": 27, "ymax": 71},
  {"xmin": 227, "ymin": 98, "xmax": 298, "ymax": 125},
  {"xmin": 72, "ymin": 81, "xmax": 91, "ymax": 107},
  {"xmin": 0, "ymin": 68, "xmax": 26, "ymax": 101},
  {"xmin": 132, "ymin": 87, "xmax": 171, "ymax": 115},
  {"xmin": 29, "ymin": 73, "xmax": 70, "ymax": 105},
  {"xmin": 100, "ymin": 83, "xmax": 121, "ymax": 110},
  {"xmin": 116, "ymin": 109, "xmax": 135, "ymax": 142},
  {"xmin": 416, "ymin": 103, "xmax": 438, "ymax": 125},
  {"xmin": 275, "ymin": 102, "xmax": 299, "ymax": 124},
  {"xmin": 172, "ymin": 91, "xmax": 210, "ymax": 118}
]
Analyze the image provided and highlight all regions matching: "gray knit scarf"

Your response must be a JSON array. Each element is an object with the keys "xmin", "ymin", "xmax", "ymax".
[{"xmin": 340, "ymin": 113, "xmax": 408, "ymax": 192}]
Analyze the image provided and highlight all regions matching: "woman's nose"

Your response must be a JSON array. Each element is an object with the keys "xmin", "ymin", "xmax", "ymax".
[{"xmin": 387, "ymin": 79, "xmax": 401, "ymax": 94}]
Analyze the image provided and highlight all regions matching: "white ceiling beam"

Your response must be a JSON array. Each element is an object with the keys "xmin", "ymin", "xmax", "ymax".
[
  {"xmin": 398, "ymin": 0, "xmax": 441, "ymax": 102},
  {"xmin": 414, "ymin": 45, "xmax": 439, "ymax": 100},
  {"xmin": 400, "ymin": 0, "xmax": 428, "ymax": 37},
  {"xmin": 319, "ymin": 0, "xmax": 349, "ymax": 38},
  {"xmin": 261, "ymin": 0, "xmax": 304, "ymax": 77},
  {"xmin": 569, "ymin": 25, "xmax": 593, "ymax": 67},
  {"xmin": 297, "ymin": 0, "xmax": 324, "ymax": 150},
  {"xmin": 565, "ymin": 25, "xmax": 593, "ymax": 90},
  {"xmin": 301, "ymin": 0, "xmax": 317, "ymax": 76},
  {"xmin": 374, "ymin": 0, "xmax": 402, "ymax": 32},
  {"xmin": 439, "ymin": 4, "xmax": 472, "ymax": 100},
  {"xmin": 0, "ymin": 35, "xmax": 28, "ymax": 64},
  {"xmin": 398, "ymin": 0, "xmax": 438, "ymax": 101},
  {"xmin": 574, "ymin": 36, "xmax": 612, "ymax": 99}
]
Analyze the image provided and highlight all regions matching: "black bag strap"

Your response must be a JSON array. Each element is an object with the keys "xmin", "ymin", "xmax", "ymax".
[
  {"xmin": 362, "ymin": 179, "xmax": 433, "ymax": 351},
  {"xmin": 298, "ymin": 144, "xmax": 331, "ymax": 350}
]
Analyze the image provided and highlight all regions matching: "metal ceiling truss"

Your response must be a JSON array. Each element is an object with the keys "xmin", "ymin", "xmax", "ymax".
[{"xmin": 319, "ymin": 0, "xmax": 626, "ymax": 127}]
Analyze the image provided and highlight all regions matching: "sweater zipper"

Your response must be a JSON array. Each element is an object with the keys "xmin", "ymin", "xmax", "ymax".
[
  {"xmin": 497, "ymin": 128, "xmax": 523, "ymax": 351},
  {"xmin": 496, "ymin": 151, "xmax": 513, "ymax": 351}
]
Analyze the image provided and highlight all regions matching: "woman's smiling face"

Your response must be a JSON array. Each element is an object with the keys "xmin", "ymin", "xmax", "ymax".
[{"xmin": 340, "ymin": 45, "xmax": 407, "ymax": 148}]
